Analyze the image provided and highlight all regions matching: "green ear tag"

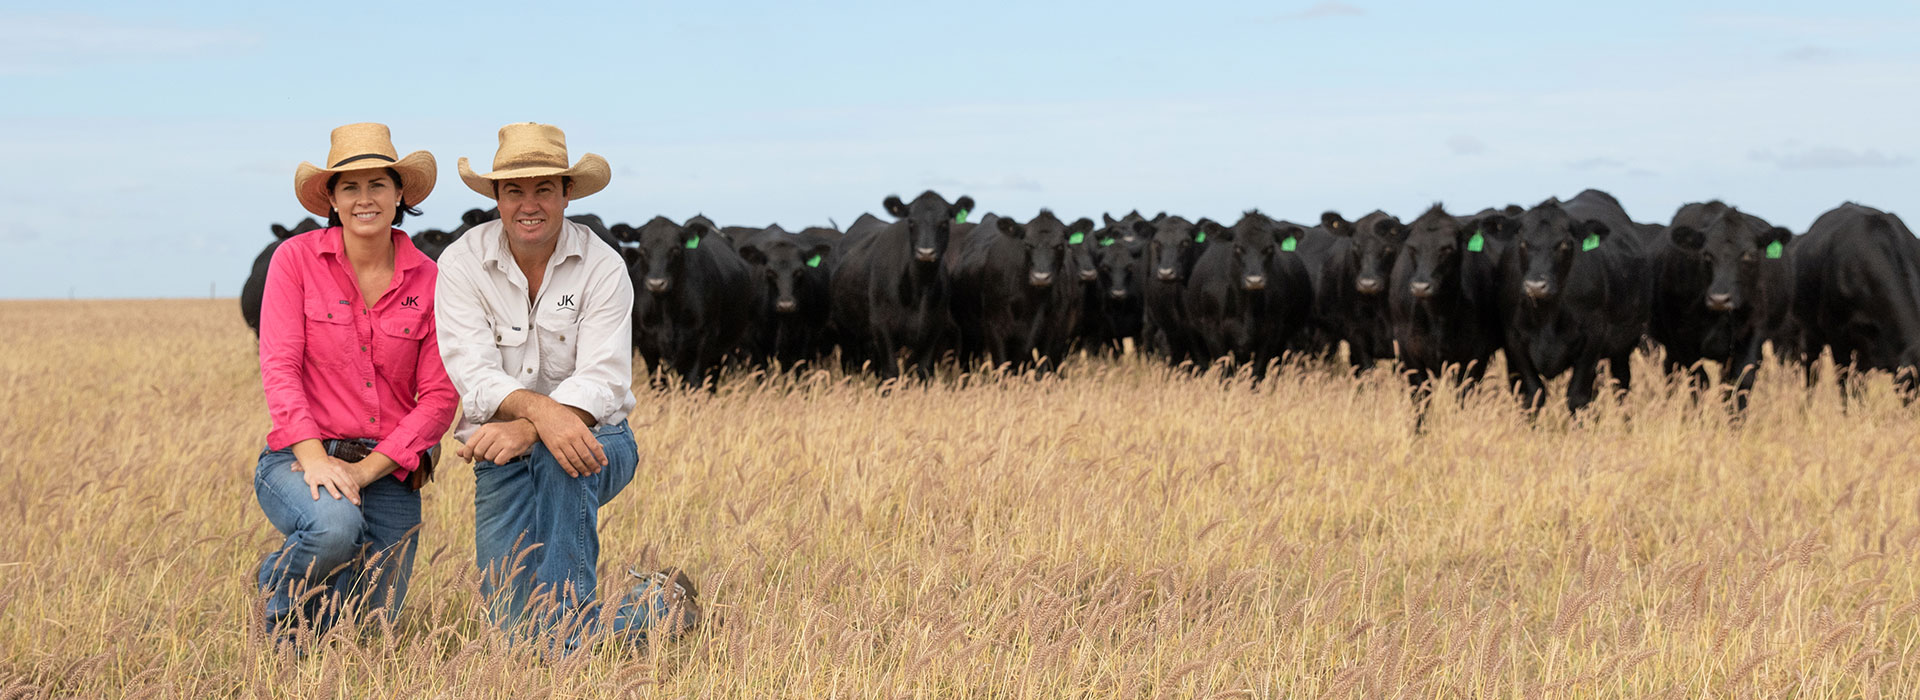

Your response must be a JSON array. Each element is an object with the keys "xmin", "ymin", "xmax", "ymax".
[
  {"xmin": 806, "ymin": 254, "xmax": 822, "ymax": 268},
  {"xmin": 956, "ymin": 209, "xmax": 969, "ymax": 224},
  {"xmin": 1098, "ymin": 237, "xmax": 1115, "ymax": 247},
  {"xmin": 1281, "ymin": 236, "xmax": 1298, "ymax": 252},
  {"xmin": 1195, "ymin": 232, "xmax": 1207, "ymax": 243},
  {"xmin": 684, "ymin": 236, "xmax": 700, "ymax": 250},
  {"xmin": 1765, "ymin": 241, "xmax": 1783, "ymax": 259},
  {"xmin": 1068, "ymin": 232, "xmax": 1085, "ymax": 245},
  {"xmin": 1467, "ymin": 230, "xmax": 1485, "ymax": 253},
  {"xmin": 1581, "ymin": 233, "xmax": 1600, "ymax": 252}
]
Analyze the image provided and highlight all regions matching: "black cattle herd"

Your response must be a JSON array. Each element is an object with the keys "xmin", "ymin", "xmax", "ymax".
[{"xmin": 241, "ymin": 189, "xmax": 1920, "ymax": 418}]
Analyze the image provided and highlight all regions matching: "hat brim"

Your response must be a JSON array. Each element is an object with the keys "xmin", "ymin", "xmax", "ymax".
[
  {"xmin": 294, "ymin": 151, "xmax": 438, "ymax": 219},
  {"xmin": 458, "ymin": 153, "xmax": 610, "ymax": 202}
]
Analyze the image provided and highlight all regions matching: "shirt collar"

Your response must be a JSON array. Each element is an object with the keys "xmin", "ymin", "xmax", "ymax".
[
  {"xmin": 480, "ymin": 218, "xmax": 589, "ymax": 270},
  {"xmin": 313, "ymin": 226, "xmax": 427, "ymax": 272}
]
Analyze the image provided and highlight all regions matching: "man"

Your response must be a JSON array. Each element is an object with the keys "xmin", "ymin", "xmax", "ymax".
[{"xmin": 435, "ymin": 122, "xmax": 695, "ymax": 644}]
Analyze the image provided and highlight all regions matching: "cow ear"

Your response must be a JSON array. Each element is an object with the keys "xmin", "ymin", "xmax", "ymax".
[
  {"xmin": 1669, "ymin": 226, "xmax": 1704, "ymax": 251},
  {"xmin": 1477, "ymin": 215, "xmax": 1514, "ymax": 241},
  {"xmin": 1503, "ymin": 204, "xmax": 1525, "ymax": 216},
  {"xmin": 738, "ymin": 245, "xmax": 767, "ymax": 266},
  {"xmin": 610, "ymin": 223, "xmax": 636, "ymax": 243},
  {"xmin": 620, "ymin": 246, "xmax": 643, "ymax": 268},
  {"xmin": 1582, "ymin": 220, "xmax": 1612, "ymax": 247},
  {"xmin": 1321, "ymin": 211, "xmax": 1352, "ymax": 236},
  {"xmin": 463, "ymin": 208, "xmax": 490, "ymax": 225},
  {"xmin": 1103, "ymin": 213, "xmax": 1118, "ymax": 227},
  {"xmin": 1374, "ymin": 219, "xmax": 1408, "ymax": 244},
  {"xmin": 808, "ymin": 242, "xmax": 834, "ymax": 264},
  {"xmin": 1069, "ymin": 218, "xmax": 1096, "ymax": 238},
  {"xmin": 883, "ymin": 196, "xmax": 908, "ymax": 218},
  {"xmin": 952, "ymin": 196, "xmax": 976, "ymax": 222},
  {"xmin": 994, "ymin": 217, "xmax": 1024, "ymax": 238},
  {"xmin": 1197, "ymin": 219, "xmax": 1229, "ymax": 242},
  {"xmin": 684, "ymin": 221, "xmax": 716, "ymax": 248},
  {"xmin": 1132, "ymin": 220, "xmax": 1156, "ymax": 239},
  {"xmin": 1761, "ymin": 226, "xmax": 1792, "ymax": 249},
  {"xmin": 272, "ymin": 224, "xmax": 292, "ymax": 240}
]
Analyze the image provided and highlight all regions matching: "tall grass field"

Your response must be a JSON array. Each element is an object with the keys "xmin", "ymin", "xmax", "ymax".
[{"xmin": 2, "ymin": 299, "xmax": 1917, "ymax": 698}]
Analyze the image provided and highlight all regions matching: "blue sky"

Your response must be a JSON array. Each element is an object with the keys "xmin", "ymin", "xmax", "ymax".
[{"xmin": 2, "ymin": 1, "xmax": 1915, "ymax": 298}]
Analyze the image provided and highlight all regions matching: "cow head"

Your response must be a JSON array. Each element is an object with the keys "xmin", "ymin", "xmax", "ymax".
[
  {"xmin": 740, "ymin": 236, "xmax": 833, "ymax": 314},
  {"xmin": 1511, "ymin": 200, "xmax": 1607, "ymax": 303},
  {"xmin": 1326, "ymin": 211, "xmax": 1405, "ymax": 297},
  {"xmin": 1211, "ymin": 211, "xmax": 1294, "ymax": 292},
  {"xmin": 1667, "ymin": 202, "xmax": 1791, "ymax": 313},
  {"xmin": 1146, "ymin": 216, "xmax": 1204, "ymax": 283},
  {"xmin": 454, "ymin": 207, "xmax": 500, "ymax": 236},
  {"xmin": 1395, "ymin": 204, "xmax": 1491, "ymax": 302},
  {"xmin": 629, "ymin": 216, "xmax": 714, "ymax": 295},
  {"xmin": 994, "ymin": 211, "xmax": 1094, "ymax": 288},
  {"xmin": 883, "ymin": 191, "xmax": 973, "ymax": 264},
  {"xmin": 1093, "ymin": 232, "xmax": 1145, "ymax": 301}
]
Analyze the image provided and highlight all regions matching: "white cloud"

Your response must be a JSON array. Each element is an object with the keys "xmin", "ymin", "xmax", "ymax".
[
  {"xmin": 1447, "ymin": 135, "xmax": 1487, "ymax": 156},
  {"xmin": 1267, "ymin": 2, "xmax": 1366, "ymax": 22},
  {"xmin": 0, "ymin": 14, "xmax": 258, "ymax": 75},
  {"xmin": 1750, "ymin": 146, "xmax": 1913, "ymax": 170}
]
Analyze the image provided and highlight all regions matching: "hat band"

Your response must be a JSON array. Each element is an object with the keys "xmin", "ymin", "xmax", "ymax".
[
  {"xmin": 496, "ymin": 155, "xmax": 568, "ymax": 172},
  {"xmin": 330, "ymin": 153, "xmax": 398, "ymax": 168}
]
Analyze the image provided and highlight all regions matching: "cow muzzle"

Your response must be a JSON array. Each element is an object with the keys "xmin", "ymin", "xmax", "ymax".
[
  {"xmin": 914, "ymin": 247, "xmax": 938, "ymax": 262},
  {"xmin": 1080, "ymin": 268, "xmax": 1099, "ymax": 282},
  {"xmin": 1410, "ymin": 281, "xmax": 1434, "ymax": 299},
  {"xmin": 1355, "ymin": 276, "xmax": 1382, "ymax": 295},
  {"xmin": 1705, "ymin": 292, "xmax": 1734, "ymax": 312},
  {"xmin": 1109, "ymin": 288, "xmax": 1129, "ymax": 300},
  {"xmin": 1242, "ymin": 275, "xmax": 1267, "ymax": 291},
  {"xmin": 1523, "ymin": 279, "xmax": 1551, "ymax": 299},
  {"xmin": 1029, "ymin": 272, "xmax": 1054, "ymax": 287},
  {"xmin": 1156, "ymin": 268, "xmax": 1177, "ymax": 281},
  {"xmin": 776, "ymin": 298, "xmax": 798, "ymax": 313},
  {"xmin": 646, "ymin": 278, "xmax": 671, "ymax": 293}
]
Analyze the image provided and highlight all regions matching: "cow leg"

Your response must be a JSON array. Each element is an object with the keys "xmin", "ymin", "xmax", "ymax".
[
  {"xmin": 1608, "ymin": 350, "xmax": 1634, "ymax": 399},
  {"xmin": 1567, "ymin": 362, "xmax": 1601, "ymax": 415}
]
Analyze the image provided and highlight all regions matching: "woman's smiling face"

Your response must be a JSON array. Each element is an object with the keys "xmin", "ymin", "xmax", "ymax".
[{"xmin": 330, "ymin": 169, "xmax": 400, "ymax": 239}]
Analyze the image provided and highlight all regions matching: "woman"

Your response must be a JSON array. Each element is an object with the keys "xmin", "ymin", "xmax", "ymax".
[{"xmin": 255, "ymin": 123, "xmax": 456, "ymax": 641}]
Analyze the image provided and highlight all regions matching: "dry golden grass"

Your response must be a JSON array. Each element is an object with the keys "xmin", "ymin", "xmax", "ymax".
[{"xmin": 2, "ymin": 299, "xmax": 1919, "ymax": 698}]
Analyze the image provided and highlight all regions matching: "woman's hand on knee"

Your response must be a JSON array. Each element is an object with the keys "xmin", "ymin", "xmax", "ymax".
[{"xmin": 298, "ymin": 457, "xmax": 361, "ymax": 505}]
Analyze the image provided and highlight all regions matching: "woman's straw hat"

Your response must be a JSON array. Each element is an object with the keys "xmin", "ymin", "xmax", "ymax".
[
  {"xmin": 457, "ymin": 123, "xmax": 610, "ymax": 200},
  {"xmin": 293, "ymin": 123, "xmax": 437, "ymax": 218}
]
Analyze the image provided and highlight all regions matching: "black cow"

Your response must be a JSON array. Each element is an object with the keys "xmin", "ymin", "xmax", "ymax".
[
  {"xmin": 1142, "ymin": 215, "xmax": 1208, "ymax": 366},
  {"xmin": 1181, "ymin": 212, "xmax": 1314, "ymax": 379},
  {"xmin": 948, "ymin": 211, "xmax": 1096, "ymax": 372},
  {"xmin": 412, "ymin": 208, "xmax": 499, "ymax": 260},
  {"xmin": 1650, "ymin": 201, "xmax": 1794, "ymax": 413},
  {"xmin": 735, "ymin": 225, "xmax": 837, "ymax": 370},
  {"xmin": 1492, "ymin": 190, "xmax": 1657, "ymax": 414},
  {"xmin": 240, "ymin": 217, "xmax": 324, "ymax": 335},
  {"xmin": 1304, "ymin": 210, "xmax": 1404, "ymax": 372},
  {"xmin": 828, "ymin": 191, "xmax": 974, "ymax": 380},
  {"xmin": 1791, "ymin": 203, "xmax": 1920, "ymax": 404},
  {"xmin": 1081, "ymin": 212, "xmax": 1152, "ymax": 354},
  {"xmin": 625, "ymin": 216, "xmax": 759, "ymax": 389},
  {"xmin": 1386, "ymin": 205, "xmax": 1511, "ymax": 411}
]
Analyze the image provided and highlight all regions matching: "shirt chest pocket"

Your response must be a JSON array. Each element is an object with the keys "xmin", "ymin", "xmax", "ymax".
[
  {"xmin": 375, "ymin": 311, "xmax": 427, "ymax": 385},
  {"xmin": 303, "ymin": 301, "xmax": 357, "ymax": 367},
  {"xmin": 534, "ymin": 311, "xmax": 581, "ymax": 379}
]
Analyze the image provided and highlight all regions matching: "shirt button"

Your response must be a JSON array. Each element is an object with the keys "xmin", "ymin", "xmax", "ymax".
[
  {"xmin": 368, "ymin": 417, "xmax": 377, "ymax": 423},
  {"xmin": 496, "ymin": 335, "xmax": 502, "ymax": 342},
  {"xmin": 365, "ymin": 381, "xmax": 372, "ymax": 388},
  {"xmin": 404, "ymin": 328, "xmax": 411, "ymax": 334},
  {"xmin": 326, "ymin": 313, "xmax": 333, "ymax": 319},
  {"xmin": 361, "ymin": 345, "xmax": 368, "ymax": 352},
  {"xmin": 560, "ymin": 335, "xmax": 566, "ymax": 341}
]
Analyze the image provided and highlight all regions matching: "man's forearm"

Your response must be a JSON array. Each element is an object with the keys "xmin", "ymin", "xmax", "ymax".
[{"xmin": 493, "ymin": 389, "xmax": 596, "ymax": 427}]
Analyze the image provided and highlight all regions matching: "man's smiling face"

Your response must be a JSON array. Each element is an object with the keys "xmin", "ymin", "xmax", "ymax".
[{"xmin": 495, "ymin": 175, "xmax": 569, "ymax": 249}]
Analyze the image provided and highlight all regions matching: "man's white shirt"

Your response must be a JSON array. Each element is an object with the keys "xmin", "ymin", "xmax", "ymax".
[{"xmin": 434, "ymin": 219, "xmax": 636, "ymax": 441}]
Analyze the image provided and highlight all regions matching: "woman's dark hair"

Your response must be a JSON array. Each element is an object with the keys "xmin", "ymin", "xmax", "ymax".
[{"xmin": 326, "ymin": 167, "xmax": 423, "ymax": 227}]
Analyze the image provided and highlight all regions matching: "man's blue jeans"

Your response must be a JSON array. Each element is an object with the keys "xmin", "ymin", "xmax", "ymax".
[
  {"xmin": 254, "ymin": 441, "xmax": 421, "ymax": 635},
  {"xmin": 473, "ymin": 421, "xmax": 638, "ymax": 637}
]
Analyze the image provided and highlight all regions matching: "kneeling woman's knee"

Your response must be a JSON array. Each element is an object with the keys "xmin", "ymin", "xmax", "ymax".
[{"xmin": 307, "ymin": 508, "xmax": 366, "ymax": 566}]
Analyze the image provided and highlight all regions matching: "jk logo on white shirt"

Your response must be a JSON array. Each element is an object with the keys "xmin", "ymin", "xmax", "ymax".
[{"xmin": 558, "ymin": 294, "xmax": 575, "ymax": 309}]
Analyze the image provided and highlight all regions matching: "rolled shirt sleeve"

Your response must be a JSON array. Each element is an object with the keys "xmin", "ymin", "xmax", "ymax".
[
  {"xmin": 259, "ymin": 245, "xmax": 324, "ymax": 451},
  {"xmin": 434, "ymin": 252, "xmax": 526, "ymax": 424},
  {"xmin": 547, "ymin": 254, "xmax": 635, "ymax": 425}
]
